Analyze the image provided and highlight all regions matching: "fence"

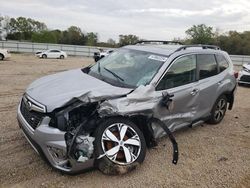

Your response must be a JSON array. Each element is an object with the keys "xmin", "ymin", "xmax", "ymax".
[
  {"xmin": 1, "ymin": 40, "xmax": 250, "ymax": 65},
  {"xmin": 229, "ymin": 55, "xmax": 250, "ymax": 66},
  {"xmin": 0, "ymin": 40, "xmax": 109, "ymax": 57}
]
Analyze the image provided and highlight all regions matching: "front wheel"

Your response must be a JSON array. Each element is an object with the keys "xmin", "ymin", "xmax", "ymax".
[
  {"xmin": 42, "ymin": 54, "xmax": 47, "ymax": 59},
  {"xmin": 208, "ymin": 95, "xmax": 227, "ymax": 124},
  {"xmin": 60, "ymin": 55, "xmax": 64, "ymax": 59},
  {"xmin": 94, "ymin": 118, "xmax": 146, "ymax": 175}
]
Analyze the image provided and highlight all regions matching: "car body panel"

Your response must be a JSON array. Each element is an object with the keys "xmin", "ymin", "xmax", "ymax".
[{"xmin": 18, "ymin": 44, "xmax": 237, "ymax": 173}]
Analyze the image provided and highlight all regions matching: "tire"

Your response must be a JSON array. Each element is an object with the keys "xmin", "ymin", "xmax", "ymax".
[
  {"xmin": 60, "ymin": 55, "xmax": 64, "ymax": 59},
  {"xmin": 94, "ymin": 117, "xmax": 146, "ymax": 175},
  {"xmin": 42, "ymin": 54, "xmax": 47, "ymax": 59},
  {"xmin": 208, "ymin": 95, "xmax": 227, "ymax": 124},
  {"xmin": 0, "ymin": 54, "xmax": 4, "ymax": 60}
]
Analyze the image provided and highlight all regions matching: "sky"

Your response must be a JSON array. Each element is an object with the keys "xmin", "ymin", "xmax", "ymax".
[{"xmin": 1, "ymin": 0, "xmax": 250, "ymax": 42}]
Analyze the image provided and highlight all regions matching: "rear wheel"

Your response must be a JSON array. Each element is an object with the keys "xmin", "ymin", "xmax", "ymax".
[
  {"xmin": 208, "ymin": 95, "xmax": 227, "ymax": 124},
  {"xmin": 0, "ymin": 54, "xmax": 4, "ymax": 60},
  {"xmin": 94, "ymin": 118, "xmax": 146, "ymax": 175}
]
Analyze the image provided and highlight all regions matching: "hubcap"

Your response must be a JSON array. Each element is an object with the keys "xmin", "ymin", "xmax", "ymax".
[
  {"xmin": 214, "ymin": 98, "xmax": 226, "ymax": 121},
  {"xmin": 101, "ymin": 123, "xmax": 141, "ymax": 165}
]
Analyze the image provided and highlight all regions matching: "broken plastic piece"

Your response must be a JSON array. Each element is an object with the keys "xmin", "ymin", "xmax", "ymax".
[
  {"xmin": 75, "ymin": 135, "xmax": 95, "ymax": 162},
  {"xmin": 149, "ymin": 118, "xmax": 179, "ymax": 165}
]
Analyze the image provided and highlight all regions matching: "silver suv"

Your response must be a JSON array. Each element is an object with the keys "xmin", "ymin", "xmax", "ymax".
[{"xmin": 17, "ymin": 41, "xmax": 237, "ymax": 175}]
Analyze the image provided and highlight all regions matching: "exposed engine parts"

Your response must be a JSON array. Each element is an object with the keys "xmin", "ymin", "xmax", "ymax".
[
  {"xmin": 75, "ymin": 134, "xmax": 95, "ymax": 162},
  {"xmin": 61, "ymin": 96, "xmax": 179, "ymax": 170}
]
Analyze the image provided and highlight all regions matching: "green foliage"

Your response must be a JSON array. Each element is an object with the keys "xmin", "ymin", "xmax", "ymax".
[
  {"xmin": 5, "ymin": 17, "xmax": 47, "ymax": 40},
  {"xmin": 119, "ymin": 35, "xmax": 139, "ymax": 46},
  {"xmin": 215, "ymin": 31, "xmax": 250, "ymax": 55},
  {"xmin": 31, "ymin": 31, "xmax": 57, "ymax": 43},
  {"xmin": 86, "ymin": 32, "xmax": 98, "ymax": 46},
  {"xmin": 185, "ymin": 24, "xmax": 214, "ymax": 44},
  {"xmin": 61, "ymin": 26, "xmax": 85, "ymax": 45}
]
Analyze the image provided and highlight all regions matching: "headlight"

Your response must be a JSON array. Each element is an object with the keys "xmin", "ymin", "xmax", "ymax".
[
  {"xmin": 49, "ymin": 101, "xmax": 98, "ymax": 131},
  {"xmin": 243, "ymin": 67, "xmax": 250, "ymax": 73}
]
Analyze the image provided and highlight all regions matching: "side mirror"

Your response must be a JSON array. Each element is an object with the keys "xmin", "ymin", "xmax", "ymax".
[{"xmin": 160, "ymin": 92, "xmax": 174, "ymax": 109}]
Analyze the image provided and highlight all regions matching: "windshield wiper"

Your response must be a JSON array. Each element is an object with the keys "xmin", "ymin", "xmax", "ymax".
[{"xmin": 103, "ymin": 67, "xmax": 124, "ymax": 82}]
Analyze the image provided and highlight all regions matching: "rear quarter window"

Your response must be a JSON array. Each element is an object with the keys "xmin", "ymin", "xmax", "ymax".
[{"xmin": 216, "ymin": 54, "xmax": 229, "ymax": 73}]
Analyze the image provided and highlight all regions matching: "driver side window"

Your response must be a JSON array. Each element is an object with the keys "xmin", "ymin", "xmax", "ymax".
[{"xmin": 156, "ymin": 55, "xmax": 197, "ymax": 90}]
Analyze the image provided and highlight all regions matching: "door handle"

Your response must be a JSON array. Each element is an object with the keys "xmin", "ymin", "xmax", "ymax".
[
  {"xmin": 190, "ymin": 88, "xmax": 199, "ymax": 96},
  {"xmin": 218, "ymin": 81, "xmax": 223, "ymax": 85}
]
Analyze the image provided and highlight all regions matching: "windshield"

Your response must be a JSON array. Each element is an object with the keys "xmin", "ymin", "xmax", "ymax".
[{"xmin": 89, "ymin": 48, "xmax": 166, "ymax": 88}]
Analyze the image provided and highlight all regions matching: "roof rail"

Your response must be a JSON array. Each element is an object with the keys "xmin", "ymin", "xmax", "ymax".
[
  {"xmin": 136, "ymin": 40, "xmax": 183, "ymax": 45},
  {"xmin": 174, "ymin": 44, "xmax": 220, "ymax": 52}
]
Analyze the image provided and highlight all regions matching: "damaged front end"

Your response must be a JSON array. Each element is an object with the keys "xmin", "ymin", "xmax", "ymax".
[
  {"xmin": 45, "ymin": 101, "xmax": 100, "ymax": 173},
  {"xmin": 45, "ymin": 87, "xmax": 179, "ymax": 174},
  {"xmin": 18, "ymin": 83, "xmax": 179, "ymax": 174}
]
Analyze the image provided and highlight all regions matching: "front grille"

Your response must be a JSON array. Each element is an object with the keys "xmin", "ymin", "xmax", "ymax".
[
  {"xmin": 240, "ymin": 75, "xmax": 250, "ymax": 82},
  {"xmin": 20, "ymin": 99, "xmax": 44, "ymax": 129}
]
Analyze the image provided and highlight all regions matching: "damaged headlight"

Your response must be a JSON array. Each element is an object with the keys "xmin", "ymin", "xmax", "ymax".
[{"xmin": 49, "ymin": 101, "xmax": 98, "ymax": 132}]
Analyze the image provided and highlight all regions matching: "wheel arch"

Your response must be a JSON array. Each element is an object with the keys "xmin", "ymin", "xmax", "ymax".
[
  {"xmin": 221, "ymin": 87, "xmax": 236, "ymax": 110},
  {"xmin": 0, "ymin": 53, "xmax": 4, "ymax": 59},
  {"xmin": 97, "ymin": 115, "xmax": 156, "ymax": 148}
]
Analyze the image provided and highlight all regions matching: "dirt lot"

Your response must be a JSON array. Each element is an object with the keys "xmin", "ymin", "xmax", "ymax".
[{"xmin": 0, "ymin": 54, "xmax": 249, "ymax": 188}]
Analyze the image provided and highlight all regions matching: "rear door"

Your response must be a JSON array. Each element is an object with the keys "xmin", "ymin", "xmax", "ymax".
[
  {"xmin": 154, "ymin": 54, "xmax": 200, "ymax": 132},
  {"xmin": 195, "ymin": 54, "xmax": 220, "ymax": 118}
]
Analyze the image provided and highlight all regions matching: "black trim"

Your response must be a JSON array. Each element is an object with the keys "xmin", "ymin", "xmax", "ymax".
[
  {"xmin": 174, "ymin": 45, "xmax": 220, "ymax": 52},
  {"xmin": 136, "ymin": 40, "xmax": 183, "ymax": 45},
  {"xmin": 149, "ymin": 118, "xmax": 179, "ymax": 165}
]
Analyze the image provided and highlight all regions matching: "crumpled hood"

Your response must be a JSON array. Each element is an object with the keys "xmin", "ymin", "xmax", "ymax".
[{"xmin": 26, "ymin": 69, "xmax": 132, "ymax": 112}]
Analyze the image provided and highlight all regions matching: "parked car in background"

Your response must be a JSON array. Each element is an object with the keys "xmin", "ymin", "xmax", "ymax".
[
  {"xmin": 0, "ymin": 49, "xmax": 11, "ymax": 60},
  {"xmin": 37, "ymin": 49, "xmax": 67, "ymax": 59},
  {"xmin": 238, "ymin": 63, "xmax": 250, "ymax": 85},
  {"xmin": 18, "ymin": 41, "xmax": 237, "ymax": 175},
  {"xmin": 35, "ymin": 50, "xmax": 43, "ymax": 57},
  {"xmin": 94, "ymin": 49, "xmax": 113, "ymax": 62}
]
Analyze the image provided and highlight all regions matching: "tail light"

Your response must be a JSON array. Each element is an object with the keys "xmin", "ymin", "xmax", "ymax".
[{"xmin": 234, "ymin": 71, "xmax": 238, "ymax": 79}]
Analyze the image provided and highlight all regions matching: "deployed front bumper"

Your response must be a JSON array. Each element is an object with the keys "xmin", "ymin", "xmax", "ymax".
[{"xmin": 17, "ymin": 102, "xmax": 95, "ymax": 174}]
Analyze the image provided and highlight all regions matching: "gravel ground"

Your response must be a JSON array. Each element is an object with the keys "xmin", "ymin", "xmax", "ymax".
[{"xmin": 0, "ymin": 54, "xmax": 249, "ymax": 188}]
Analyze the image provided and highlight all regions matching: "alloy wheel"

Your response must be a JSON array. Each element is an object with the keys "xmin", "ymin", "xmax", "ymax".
[
  {"xmin": 214, "ymin": 98, "xmax": 227, "ymax": 121},
  {"xmin": 101, "ymin": 123, "xmax": 141, "ymax": 165}
]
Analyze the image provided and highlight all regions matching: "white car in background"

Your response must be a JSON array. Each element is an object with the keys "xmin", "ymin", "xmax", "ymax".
[
  {"xmin": 0, "ymin": 49, "xmax": 11, "ymax": 60},
  {"xmin": 38, "ymin": 49, "xmax": 67, "ymax": 59},
  {"xmin": 238, "ymin": 63, "xmax": 250, "ymax": 85}
]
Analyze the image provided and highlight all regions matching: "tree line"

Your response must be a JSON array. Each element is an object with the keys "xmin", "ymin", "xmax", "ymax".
[{"xmin": 0, "ymin": 16, "xmax": 250, "ymax": 55}]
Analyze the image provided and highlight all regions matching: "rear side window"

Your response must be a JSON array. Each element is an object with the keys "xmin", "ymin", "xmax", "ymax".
[
  {"xmin": 156, "ymin": 55, "xmax": 196, "ymax": 90},
  {"xmin": 216, "ymin": 54, "xmax": 229, "ymax": 72},
  {"xmin": 197, "ymin": 54, "xmax": 218, "ymax": 80}
]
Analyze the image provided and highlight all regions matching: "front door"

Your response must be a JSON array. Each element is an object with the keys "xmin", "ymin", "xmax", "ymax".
[{"xmin": 154, "ymin": 54, "xmax": 199, "ymax": 132}]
